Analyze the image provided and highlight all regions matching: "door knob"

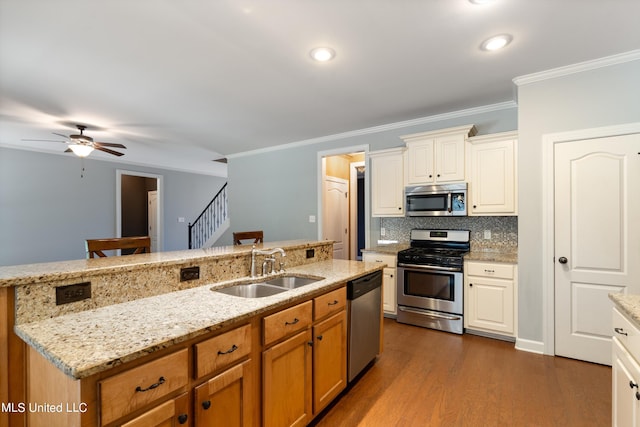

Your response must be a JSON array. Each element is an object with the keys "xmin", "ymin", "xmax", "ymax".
[{"xmin": 558, "ymin": 257, "xmax": 568, "ymax": 264}]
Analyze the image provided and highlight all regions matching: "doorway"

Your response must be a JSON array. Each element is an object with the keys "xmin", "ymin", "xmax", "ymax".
[
  {"xmin": 116, "ymin": 170, "xmax": 163, "ymax": 253},
  {"xmin": 543, "ymin": 123, "xmax": 640, "ymax": 365},
  {"xmin": 318, "ymin": 146, "xmax": 369, "ymax": 260}
]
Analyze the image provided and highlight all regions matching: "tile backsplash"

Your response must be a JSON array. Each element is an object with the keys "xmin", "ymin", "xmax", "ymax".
[{"xmin": 380, "ymin": 216, "xmax": 517, "ymax": 252}]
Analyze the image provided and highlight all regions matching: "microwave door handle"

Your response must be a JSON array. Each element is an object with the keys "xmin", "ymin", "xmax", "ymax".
[{"xmin": 447, "ymin": 192, "xmax": 452, "ymax": 213}]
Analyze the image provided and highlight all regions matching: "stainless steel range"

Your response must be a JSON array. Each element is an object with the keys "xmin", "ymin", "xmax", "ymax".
[{"xmin": 396, "ymin": 229, "xmax": 470, "ymax": 334}]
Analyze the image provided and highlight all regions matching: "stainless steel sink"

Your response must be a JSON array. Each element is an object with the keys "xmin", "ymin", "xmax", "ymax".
[
  {"xmin": 214, "ymin": 283, "xmax": 288, "ymax": 298},
  {"xmin": 264, "ymin": 275, "xmax": 323, "ymax": 289}
]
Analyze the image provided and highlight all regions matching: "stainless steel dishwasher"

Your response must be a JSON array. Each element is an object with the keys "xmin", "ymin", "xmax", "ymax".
[{"xmin": 347, "ymin": 270, "xmax": 382, "ymax": 382}]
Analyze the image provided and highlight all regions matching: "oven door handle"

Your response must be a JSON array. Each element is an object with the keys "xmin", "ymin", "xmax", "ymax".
[
  {"xmin": 398, "ymin": 307, "xmax": 461, "ymax": 321},
  {"xmin": 398, "ymin": 263, "xmax": 462, "ymax": 272},
  {"xmin": 447, "ymin": 192, "xmax": 452, "ymax": 213}
]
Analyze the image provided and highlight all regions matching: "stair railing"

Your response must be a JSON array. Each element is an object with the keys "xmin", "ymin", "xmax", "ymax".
[{"xmin": 188, "ymin": 183, "xmax": 228, "ymax": 249}]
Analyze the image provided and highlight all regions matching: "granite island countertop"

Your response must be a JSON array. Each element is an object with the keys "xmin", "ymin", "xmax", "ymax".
[
  {"xmin": 0, "ymin": 239, "xmax": 323, "ymax": 287},
  {"xmin": 610, "ymin": 293, "xmax": 640, "ymax": 327},
  {"xmin": 15, "ymin": 259, "xmax": 383, "ymax": 380}
]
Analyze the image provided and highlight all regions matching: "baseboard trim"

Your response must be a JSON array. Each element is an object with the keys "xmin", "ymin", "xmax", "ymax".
[{"xmin": 515, "ymin": 337, "xmax": 545, "ymax": 355}]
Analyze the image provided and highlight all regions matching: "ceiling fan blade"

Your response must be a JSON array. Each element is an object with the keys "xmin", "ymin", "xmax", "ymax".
[
  {"xmin": 22, "ymin": 138, "xmax": 66, "ymax": 143},
  {"xmin": 95, "ymin": 146, "xmax": 125, "ymax": 156},
  {"xmin": 95, "ymin": 142, "xmax": 126, "ymax": 149},
  {"xmin": 52, "ymin": 132, "xmax": 70, "ymax": 139}
]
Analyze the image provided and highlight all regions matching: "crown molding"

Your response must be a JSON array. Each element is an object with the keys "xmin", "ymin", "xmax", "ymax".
[
  {"xmin": 228, "ymin": 100, "xmax": 517, "ymax": 159},
  {"xmin": 513, "ymin": 49, "xmax": 640, "ymax": 86}
]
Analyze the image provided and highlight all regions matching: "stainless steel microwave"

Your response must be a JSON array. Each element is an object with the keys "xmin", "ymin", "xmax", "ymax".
[{"xmin": 405, "ymin": 183, "xmax": 467, "ymax": 216}]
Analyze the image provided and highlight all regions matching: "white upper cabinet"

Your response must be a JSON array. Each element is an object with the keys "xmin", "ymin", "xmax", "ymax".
[
  {"xmin": 369, "ymin": 147, "xmax": 405, "ymax": 217},
  {"xmin": 467, "ymin": 131, "xmax": 518, "ymax": 216},
  {"xmin": 402, "ymin": 125, "xmax": 477, "ymax": 185}
]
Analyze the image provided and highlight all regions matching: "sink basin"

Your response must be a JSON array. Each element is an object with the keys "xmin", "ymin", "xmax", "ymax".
[
  {"xmin": 265, "ymin": 275, "xmax": 323, "ymax": 289},
  {"xmin": 214, "ymin": 283, "xmax": 288, "ymax": 298}
]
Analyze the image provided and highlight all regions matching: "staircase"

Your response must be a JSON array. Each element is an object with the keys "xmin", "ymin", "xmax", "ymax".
[{"xmin": 188, "ymin": 183, "xmax": 229, "ymax": 249}]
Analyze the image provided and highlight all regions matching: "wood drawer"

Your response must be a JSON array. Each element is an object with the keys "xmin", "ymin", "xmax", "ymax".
[
  {"xmin": 363, "ymin": 252, "xmax": 397, "ymax": 268},
  {"xmin": 466, "ymin": 261, "xmax": 514, "ymax": 280},
  {"xmin": 264, "ymin": 301, "xmax": 312, "ymax": 347},
  {"xmin": 195, "ymin": 324, "xmax": 251, "ymax": 378},
  {"xmin": 613, "ymin": 307, "xmax": 640, "ymax": 358},
  {"xmin": 99, "ymin": 348, "xmax": 189, "ymax": 426},
  {"xmin": 314, "ymin": 287, "xmax": 346, "ymax": 321}
]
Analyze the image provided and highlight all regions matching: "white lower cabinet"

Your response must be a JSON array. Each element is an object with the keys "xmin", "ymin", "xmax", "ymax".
[
  {"xmin": 612, "ymin": 307, "xmax": 640, "ymax": 426},
  {"xmin": 362, "ymin": 252, "xmax": 397, "ymax": 316},
  {"xmin": 464, "ymin": 261, "xmax": 517, "ymax": 338}
]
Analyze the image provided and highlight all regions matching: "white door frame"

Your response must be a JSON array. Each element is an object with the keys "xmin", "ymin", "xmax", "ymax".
[
  {"xmin": 541, "ymin": 122, "xmax": 640, "ymax": 356},
  {"xmin": 116, "ymin": 169, "xmax": 164, "ymax": 252},
  {"xmin": 317, "ymin": 145, "xmax": 370, "ymax": 250},
  {"xmin": 350, "ymin": 161, "xmax": 365, "ymax": 260}
]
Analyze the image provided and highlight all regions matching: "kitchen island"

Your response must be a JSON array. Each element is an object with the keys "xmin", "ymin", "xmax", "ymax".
[{"xmin": 1, "ymin": 240, "xmax": 385, "ymax": 427}]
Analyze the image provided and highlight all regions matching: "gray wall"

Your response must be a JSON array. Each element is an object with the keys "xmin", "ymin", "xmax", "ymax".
[
  {"xmin": 225, "ymin": 106, "xmax": 518, "ymax": 248},
  {"xmin": 516, "ymin": 59, "xmax": 640, "ymax": 343},
  {"xmin": 0, "ymin": 148, "xmax": 226, "ymax": 265}
]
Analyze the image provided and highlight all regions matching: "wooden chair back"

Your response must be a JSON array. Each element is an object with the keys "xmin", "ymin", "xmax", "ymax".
[
  {"xmin": 86, "ymin": 236, "xmax": 151, "ymax": 258},
  {"xmin": 233, "ymin": 231, "xmax": 264, "ymax": 245}
]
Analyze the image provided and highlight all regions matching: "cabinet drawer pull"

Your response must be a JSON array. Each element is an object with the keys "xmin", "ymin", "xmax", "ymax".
[
  {"xmin": 630, "ymin": 381, "xmax": 638, "ymax": 389},
  {"xmin": 135, "ymin": 376, "xmax": 165, "ymax": 393},
  {"xmin": 178, "ymin": 414, "xmax": 188, "ymax": 424},
  {"xmin": 317, "ymin": 335, "xmax": 323, "ymax": 341},
  {"xmin": 202, "ymin": 400, "xmax": 211, "ymax": 410},
  {"xmin": 615, "ymin": 327, "xmax": 628, "ymax": 336},
  {"xmin": 217, "ymin": 344, "xmax": 238, "ymax": 355},
  {"xmin": 285, "ymin": 318, "xmax": 299, "ymax": 326},
  {"xmin": 328, "ymin": 300, "xmax": 339, "ymax": 306},
  {"xmin": 484, "ymin": 269, "xmax": 495, "ymax": 273}
]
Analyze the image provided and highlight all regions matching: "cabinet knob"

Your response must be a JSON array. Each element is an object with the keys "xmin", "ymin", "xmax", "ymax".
[
  {"xmin": 317, "ymin": 335, "xmax": 323, "ymax": 341},
  {"xmin": 202, "ymin": 400, "xmax": 211, "ymax": 410},
  {"xmin": 178, "ymin": 414, "xmax": 188, "ymax": 424},
  {"xmin": 398, "ymin": 207, "xmax": 402, "ymax": 210},
  {"xmin": 473, "ymin": 205, "xmax": 477, "ymax": 208},
  {"xmin": 307, "ymin": 341, "xmax": 314, "ymax": 347},
  {"xmin": 636, "ymin": 392, "xmax": 640, "ymax": 401},
  {"xmin": 469, "ymin": 283, "xmax": 473, "ymax": 287},
  {"xmin": 429, "ymin": 174, "xmax": 432, "ymax": 178}
]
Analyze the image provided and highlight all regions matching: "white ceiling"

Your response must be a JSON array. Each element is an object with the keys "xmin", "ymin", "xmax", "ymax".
[{"xmin": 1, "ymin": 0, "xmax": 639, "ymax": 177}]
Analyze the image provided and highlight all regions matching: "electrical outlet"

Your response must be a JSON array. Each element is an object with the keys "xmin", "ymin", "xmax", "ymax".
[
  {"xmin": 309, "ymin": 215, "xmax": 316, "ymax": 223},
  {"xmin": 484, "ymin": 230, "xmax": 492, "ymax": 240},
  {"xmin": 381, "ymin": 227, "xmax": 386, "ymax": 237},
  {"xmin": 180, "ymin": 266, "xmax": 200, "ymax": 281},
  {"xmin": 306, "ymin": 249, "xmax": 315, "ymax": 259},
  {"xmin": 56, "ymin": 282, "xmax": 91, "ymax": 305}
]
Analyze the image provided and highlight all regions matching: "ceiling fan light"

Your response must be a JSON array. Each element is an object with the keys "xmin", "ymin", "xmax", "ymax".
[{"xmin": 69, "ymin": 144, "xmax": 94, "ymax": 157}]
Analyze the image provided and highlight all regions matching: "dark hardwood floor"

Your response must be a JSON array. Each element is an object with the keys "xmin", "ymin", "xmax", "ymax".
[{"xmin": 312, "ymin": 318, "xmax": 611, "ymax": 427}]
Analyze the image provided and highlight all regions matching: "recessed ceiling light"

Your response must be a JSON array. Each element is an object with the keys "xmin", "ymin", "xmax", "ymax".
[
  {"xmin": 309, "ymin": 47, "xmax": 336, "ymax": 62},
  {"xmin": 480, "ymin": 34, "xmax": 512, "ymax": 51},
  {"xmin": 469, "ymin": 0, "xmax": 495, "ymax": 4}
]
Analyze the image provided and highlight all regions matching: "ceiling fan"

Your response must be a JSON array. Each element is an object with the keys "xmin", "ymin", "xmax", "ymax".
[{"xmin": 23, "ymin": 125, "xmax": 127, "ymax": 157}]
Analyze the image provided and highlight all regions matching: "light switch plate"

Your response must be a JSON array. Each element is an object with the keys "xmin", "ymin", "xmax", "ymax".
[{"xmin": 484, "ymin": 230, "xmax": 492, "ymax": 240}]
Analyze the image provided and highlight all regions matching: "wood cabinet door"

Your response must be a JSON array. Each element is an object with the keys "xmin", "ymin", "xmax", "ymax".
[
  {"xmin": 434, "ymin": 134, "xmax": 465, "ymax": 182},
  {"xmin": 466, "ymin": 276, "xmax": 514, "ymax": 335},
  {"xmin": 263, "ymin": 329, "xmax": 312, "ymax": 427},
  {"xmin": 313, "ymin": 311, "xmax": 347, "ymax": 414},
  {"xmin": 406, "ymin": 139, "xmax": 435, "ymax": 185},
  {"xmin": 371, "ymin": 151, "xmax": 405, "ymax": 217},
  {"xmin": 194, "ymin": 360, "xmax": 253, "ymax": 427},
  {"xmin": 612, "ymin": 339, "xmax": 640, "ymax": 427},
  {"xmin": 469, "ymin": 138, "xmax": 516, "ymax": 214},
  {"xmin": 121, "ymin": 393, "xmax": 189, "ymax": 427}
]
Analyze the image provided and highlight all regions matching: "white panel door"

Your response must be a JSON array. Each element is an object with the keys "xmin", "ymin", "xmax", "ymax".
[
  {"xmin": 323, "ymin": 177, "xmax": 348, "ymax": 260},
  {"xmin": 554, "ymin": 133, "xmax": 640, "ymax": 365}
]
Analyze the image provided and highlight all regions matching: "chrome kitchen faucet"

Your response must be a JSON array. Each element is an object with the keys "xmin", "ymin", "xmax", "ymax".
[{"xmin": 251, "ymin": 246, "xmax": 286, "ymax": 277}]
